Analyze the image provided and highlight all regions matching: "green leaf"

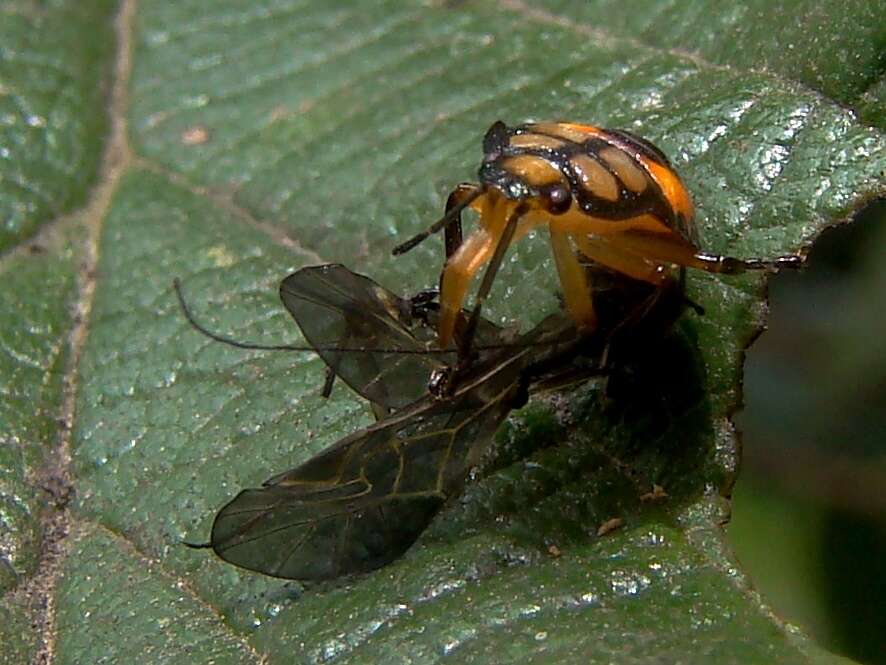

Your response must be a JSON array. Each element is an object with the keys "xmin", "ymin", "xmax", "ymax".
[
  {"xmin": 528, "ymin": 0, "xmax": 886, "ymax": 123},
  {"xmin": 0, "ymin": 0, "xmax": 116, "ymax": 251},
  {"xmin": 0, "ymin": 226, "xmax": 80, "ymax": 664},
  {"xmin": 3, "ymin": 1, "xmax": 884, "ymax": 663},
  {"xmin": 0, "ymin": 600, "xmax": 38, "ymax": 665},
  {"xmin": 0, "ymin": 229, "xmax": 80, "ymax": 587}
]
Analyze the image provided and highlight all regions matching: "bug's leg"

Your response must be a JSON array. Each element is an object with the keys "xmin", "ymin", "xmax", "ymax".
[
  {"xmin": 321, "ymin": 327, "xmax": 354, "ymax": 399},
  {"xmin": 408, "ymin": 287, "xmax": 441, "ymax": 324},
  {"xmin": 549, "ymin": 227, "xmax": 597, "ymax": 332},
  {"xmin": 570, "ymin": 234, "xmax": 672, "ymax": 287},
  {"xmin": 607, "ymin": 231, "xmax": 803, "ymax": 274},
  {"xmin": 443, "ymin": 183, "xmax": 481, "ymax": 259},
  {"xmin": 369, "ymin": 402, "xmax": 393, "ymax": 422},
  {"xmin": 456, "ymin": 202, "xmax": 527, "ymax": 364},
  {"xmin": 321, "ymin": 366, "xmax": 337, "ymax": 399},
  {"xmin": 690, "ymin": 252, "xmax": 803, "ymax": 274},
  {"xmin": 392, "ymin": 184, "xmax": 484, "ymax": 256},
  {"xmin": 437, "ymin": 193, "xmax": 502, "ymax": 349},
  {"xmin": 436, "ymin": 232, "xmax": 494, "ymax": 349}
]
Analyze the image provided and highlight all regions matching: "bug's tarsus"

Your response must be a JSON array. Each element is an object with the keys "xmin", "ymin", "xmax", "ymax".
[
  {"xmin": 762, "ymin": 255, "xmax": 805, "ymax": 271},
  {"xmin": 183, "ymin": 540, "xmax": 212, "ymax": 549},
  {"xmin": 392, "ymin": 187, "xmax": 483, "ymax": 256},
  {"xmin": 408, "ymin": 288, "xmax": 440, "ymax": 321},
  {"xmin": 741, "ymin": 254, "xmax": 804, "ymax": 272},
  {"xmin": 700, "ymin": 253, "xmax": 804, "ymax": 275},
  {"xmin": 683, "ymin": 295, "xmax": 705, "ymax": 316}
]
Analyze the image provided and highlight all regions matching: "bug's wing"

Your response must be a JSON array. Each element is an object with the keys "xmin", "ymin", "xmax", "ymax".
[
  {"xmin": 208, "ymin": 353, "xmax": 528, "ymax": 580},
  {"xmin": 280, "ymin": 264, "xmax": 449, "ymax": 409}
]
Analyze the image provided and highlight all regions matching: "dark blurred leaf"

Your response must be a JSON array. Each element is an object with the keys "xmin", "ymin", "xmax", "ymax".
[{"xmin": 734, "ymin": 201, "xmax": 886, "ymax": 665}]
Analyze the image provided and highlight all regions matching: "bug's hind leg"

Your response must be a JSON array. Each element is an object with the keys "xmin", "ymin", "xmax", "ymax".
[
  {"xmin": 570, "ymin": 234, "xmax": 672, "ymax": 287},
  {"xmin": 690, "ymin": 252, "xmax": 804, "ymax": 274},
  {"xmin": 601, "ymin": 230, "xmax": 803, "ymax": 275}
]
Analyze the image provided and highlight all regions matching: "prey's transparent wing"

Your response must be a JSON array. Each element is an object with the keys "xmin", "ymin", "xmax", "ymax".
[
  {"xmin": 280, "ymin": 264, "xmax": 442, "ymax": 409},
  {"xmin": 280, "ymin": 264, "xmax": 503, "ymax": 409},
  {"xmin": 207, "ymin": 343, "xmax": 537, "ymax": 580}
]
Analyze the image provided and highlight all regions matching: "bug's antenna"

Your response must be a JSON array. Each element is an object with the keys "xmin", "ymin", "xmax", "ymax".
[
  {"xmin": 392, "ymin": 187, "xmax": 484, "ymax": 255},
  {"xmin": 173, "ymin": 278, "xmax": 315, "ymax": 352}
]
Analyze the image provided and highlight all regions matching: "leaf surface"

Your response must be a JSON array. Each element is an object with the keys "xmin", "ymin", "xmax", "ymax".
[{"xmin": 2, "ymin": 1, "xmax": 884, "ymax": 663}]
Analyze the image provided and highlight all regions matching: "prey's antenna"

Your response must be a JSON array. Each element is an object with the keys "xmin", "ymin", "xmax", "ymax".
[
  {"xmin": 174, "ymin": 278, "xmax": 524, "ymax": 356},
  {"xmin": 174, "ymin": 278, "xmax": 313, "ymax": 352},
  {"xmin": 174, "ymin": 278, "xmax": 577, "ymax": 356},
  {"xmin": 392, "ymin": 187, "xmax": 484, "ymax": 255}
]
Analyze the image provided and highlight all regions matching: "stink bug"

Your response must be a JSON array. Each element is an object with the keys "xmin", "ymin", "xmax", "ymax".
[{"xmin": 394, "ymin": 121, "xmax": 802, "ymax": 351}]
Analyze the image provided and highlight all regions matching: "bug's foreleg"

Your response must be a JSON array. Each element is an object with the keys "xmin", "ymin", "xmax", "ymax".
[
  {"xmin": 437, "ymin": 192, "xmax": 503, "ymax": 349},
  {"xmin": 456, "ymin": 202, "xmax": 527, "ymax": 362},
  {"xmin": 437, "ymin": 233, "xmax": 495, "ymax": 349}
]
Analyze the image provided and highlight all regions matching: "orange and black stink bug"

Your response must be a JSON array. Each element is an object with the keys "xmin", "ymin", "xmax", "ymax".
[{"xmin": 394, "ymin": 121, "xmax": 802, "ymax": 350}]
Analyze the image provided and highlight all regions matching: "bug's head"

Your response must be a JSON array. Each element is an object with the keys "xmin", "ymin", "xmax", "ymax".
[
  {"xmin": 478, "ymin": 158, "xmax": 572, "ymax": 214},
  {"xmin": 478, "ymin": 120, "xmax": 574, "ymax": 213},
  {"xmin": 479, "ymin": 121, "xmax": 526, "ymax": 199}
]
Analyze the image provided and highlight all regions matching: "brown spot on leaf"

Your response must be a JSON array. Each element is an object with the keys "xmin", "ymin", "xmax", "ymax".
[{"xmin": 181, "ymin": 125, "xmax": 210, "ymax": 145}]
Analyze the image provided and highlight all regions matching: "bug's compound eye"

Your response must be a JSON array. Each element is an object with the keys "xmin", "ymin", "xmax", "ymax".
[{"xmin": 541, "ymin": 184, "xmax": 572, "ymax": 214}]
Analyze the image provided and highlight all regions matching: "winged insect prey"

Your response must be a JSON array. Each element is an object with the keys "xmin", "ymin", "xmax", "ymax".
[
  {"xmin": 174, "ymin": 264, "xmax": 516, "ymax": 412},
  {"xmin": 195, "ymin": 311, "xmax": 602, "ymax": 580},
  {"xmin": 181, "ymin": 263, "xmax": 691, "ymax": 579},
  {"xmin": 278, "ymin": 264, "xmax": 509, "ymax": 410}
]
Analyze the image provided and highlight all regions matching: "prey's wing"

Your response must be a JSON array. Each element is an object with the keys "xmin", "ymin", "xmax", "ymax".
[
  {"xmin": 208, "ymin": 347, "xmax": 532, "ymax": 580},
  {"xmin": 280, "ymin": 264, "xmax": 448, "ymax": 409}
]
